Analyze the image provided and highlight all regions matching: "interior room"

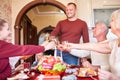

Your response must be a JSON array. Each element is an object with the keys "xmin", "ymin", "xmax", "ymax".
[{"xmin": 0, "ymin": 0, "xmax": 120, "ymax": 79}]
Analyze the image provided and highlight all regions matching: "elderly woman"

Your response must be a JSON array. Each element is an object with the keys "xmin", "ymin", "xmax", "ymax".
[{"xmin": 59, "ymin": 9, "xmax": 120, "ymax": 80}]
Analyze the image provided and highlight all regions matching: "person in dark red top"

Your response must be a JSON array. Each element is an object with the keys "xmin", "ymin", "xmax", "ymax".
[
  {"xmin": 50, "ymin": 2, "xmax": 89, "ymax": 65},
  {"xmin": 0, "ymin": 18, "xmax": 55, "ymax": 80}
]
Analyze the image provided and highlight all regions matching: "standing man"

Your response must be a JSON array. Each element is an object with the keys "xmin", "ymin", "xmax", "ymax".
[{"xmin": 50, "ymin": 2, "xmax": 89, "ymax": 65}]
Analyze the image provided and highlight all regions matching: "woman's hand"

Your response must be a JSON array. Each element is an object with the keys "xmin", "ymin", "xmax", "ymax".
[
  {"xmin": 98, "ymin": 69, "xmax": 118, "ymax": 80},
  {"xmin": 15, "ymin": 64, "xmax": 24, "ymax": 71},
  {"xmin": 44, "ymin": 41, "xmax": 56, "ymax": 51}
]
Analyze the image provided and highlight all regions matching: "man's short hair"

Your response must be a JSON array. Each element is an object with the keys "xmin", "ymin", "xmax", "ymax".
[{"xmin": 67, "ymin": 2, "xmax": 77, "ymax": 9}]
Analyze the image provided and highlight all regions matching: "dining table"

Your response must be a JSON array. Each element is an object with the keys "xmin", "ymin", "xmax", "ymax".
[
  {"xmin": 8, "ymin": 66, "xmax": 99, "ymax": 80},
  {"xmin": 28, "ymin": 70, "xmax": 99, "ymax": 80}
]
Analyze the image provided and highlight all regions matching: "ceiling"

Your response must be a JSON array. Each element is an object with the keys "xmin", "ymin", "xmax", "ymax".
[{"xmin": 31, "ymin": 4, "xmax": 64, "ymax": 15}]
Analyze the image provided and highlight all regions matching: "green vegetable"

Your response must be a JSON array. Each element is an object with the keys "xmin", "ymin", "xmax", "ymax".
[
  {"xmin": 38, "ymin": 65, "xmax": 44, "ymax": 71},
  {"xmin": 53, "ymin": 63, "xmax": 66, "ymax": 72}
]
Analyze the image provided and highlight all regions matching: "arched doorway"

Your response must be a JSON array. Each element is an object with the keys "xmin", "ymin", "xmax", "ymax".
[{"xmin": 14, "ymin": 0, "xmax": 66, "ymax": 44}]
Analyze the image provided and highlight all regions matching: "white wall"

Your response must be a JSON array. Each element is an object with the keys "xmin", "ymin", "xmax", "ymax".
[
  {"xmin": 92, "ymin": 0, "xmax": 120, "ymax": 9},
  {"xmin": 75, "ymin": 0, "xmax": 94, "ymax": 28}
]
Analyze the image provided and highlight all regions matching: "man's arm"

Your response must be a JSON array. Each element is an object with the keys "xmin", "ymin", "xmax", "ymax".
[
  {"xmin": 70, "ymin": 49, "xmax": 90, "ymax": 58},
  {"xmin": 82, "ymin": 22, "xmax": 89, "ymax": 43}
]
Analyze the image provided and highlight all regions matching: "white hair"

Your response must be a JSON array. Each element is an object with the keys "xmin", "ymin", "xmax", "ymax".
[
  {"xmin": 95, "ymin": 22, "xmax": 108, "ymax": 34},
  {"xmin": 111, "ymin": 9, "xmax": 120, "ymax": 29}
]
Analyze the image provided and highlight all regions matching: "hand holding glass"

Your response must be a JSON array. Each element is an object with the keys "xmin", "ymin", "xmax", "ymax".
[{"xmin": 61, "ymin": 41, "xmax": 71, "ymax": 51}]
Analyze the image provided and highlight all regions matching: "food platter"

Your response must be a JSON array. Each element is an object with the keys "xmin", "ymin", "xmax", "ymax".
[{"xmin": 77, "ymin": 68, "xmax": 97, "ymax": 77}]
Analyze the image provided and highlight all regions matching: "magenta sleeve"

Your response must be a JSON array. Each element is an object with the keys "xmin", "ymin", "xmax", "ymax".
[{"xmin": 0, "ymin": 40, "xmax": 45, "ymax": 58}]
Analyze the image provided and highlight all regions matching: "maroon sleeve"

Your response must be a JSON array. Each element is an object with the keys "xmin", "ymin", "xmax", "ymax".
[
  {"xmin": 50, "ymin": 21, "xmax": 61, "ymax": 37},
  {"xmin": 82, "ymin": 22, "xmax": 89, "ymax": 43},
  {"xmin": 0, "ymin": 62, "xmax": 11, "ymax": 80},
  {"xmin": 0, "ymin": 58, "xmax": 11, "ymax": 80},
  {"xmin": 0, "ymin": 40, "xmax": 45, "ymax": 58}
]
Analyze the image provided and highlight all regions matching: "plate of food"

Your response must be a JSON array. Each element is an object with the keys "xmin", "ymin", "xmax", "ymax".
[
  {"xmin": 7, "ymin": 71, "xmax": 29, "ymax": 80},
  {"xmin": 77, "ymin": 68, "xmax": 97, "ymax": 77}
]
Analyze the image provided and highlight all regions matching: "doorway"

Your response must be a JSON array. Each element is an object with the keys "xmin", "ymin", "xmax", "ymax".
[
  {"xmin": 14, "ymin": 0, "xmax": 66, "ymax": 66},
  {"xmin": 14, "ymin": 0, "xmax": 66, "ymax": 45}
]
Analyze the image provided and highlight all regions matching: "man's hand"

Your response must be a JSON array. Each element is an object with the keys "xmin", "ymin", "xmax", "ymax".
[
  {"xmin": 57, "ymin": 43, "xmax": 71, "ymax": 52},
  {"xmin": 81, "ymin": 58, "xmax": 92, "ymax": 68}
]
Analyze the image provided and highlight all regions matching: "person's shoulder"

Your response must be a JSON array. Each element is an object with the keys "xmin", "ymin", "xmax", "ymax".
[
  {"xmin": 0, "ymin": 40, "xmax": 7, "ymax": 43},
  {"xmin": 109, "ymin": 38, "xmax": 118, "ymax": 48},
  {"xmin": 110, "ymin": 39, "xmax": 118, "ymax": 42},
  {"xmin": 57, "ymin": 19, "xmax": 68, "ymax": 24},
  {"xmin": 59, "ymin": 19, "xmax": 68, "ymax": 22},
  {"xmin": 77, "ymin": 18, "xmax": 86, "ymax": 23},
  {"xmin": 0, "ymin": 40, "xmax": 9, "ymax": 48},
  {"xmin": 0, "ymin": 40, "xmax": 13, "ymax": 46}
]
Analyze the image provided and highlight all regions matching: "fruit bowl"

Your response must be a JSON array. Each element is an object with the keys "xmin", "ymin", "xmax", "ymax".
[{"xmin": 37, "ymin": 56, "xmax": 67, "ymax": 75}]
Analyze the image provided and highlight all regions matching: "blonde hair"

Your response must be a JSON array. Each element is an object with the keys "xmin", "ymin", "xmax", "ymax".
[{"xmin": 111, "ymin": 9, "xmax": 120, "ymax": 29}]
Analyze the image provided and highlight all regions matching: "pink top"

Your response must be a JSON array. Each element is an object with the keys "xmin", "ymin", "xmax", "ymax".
[{"xmin": 0, "ymin": 40, "xmax": 45, "ymax": 80}]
